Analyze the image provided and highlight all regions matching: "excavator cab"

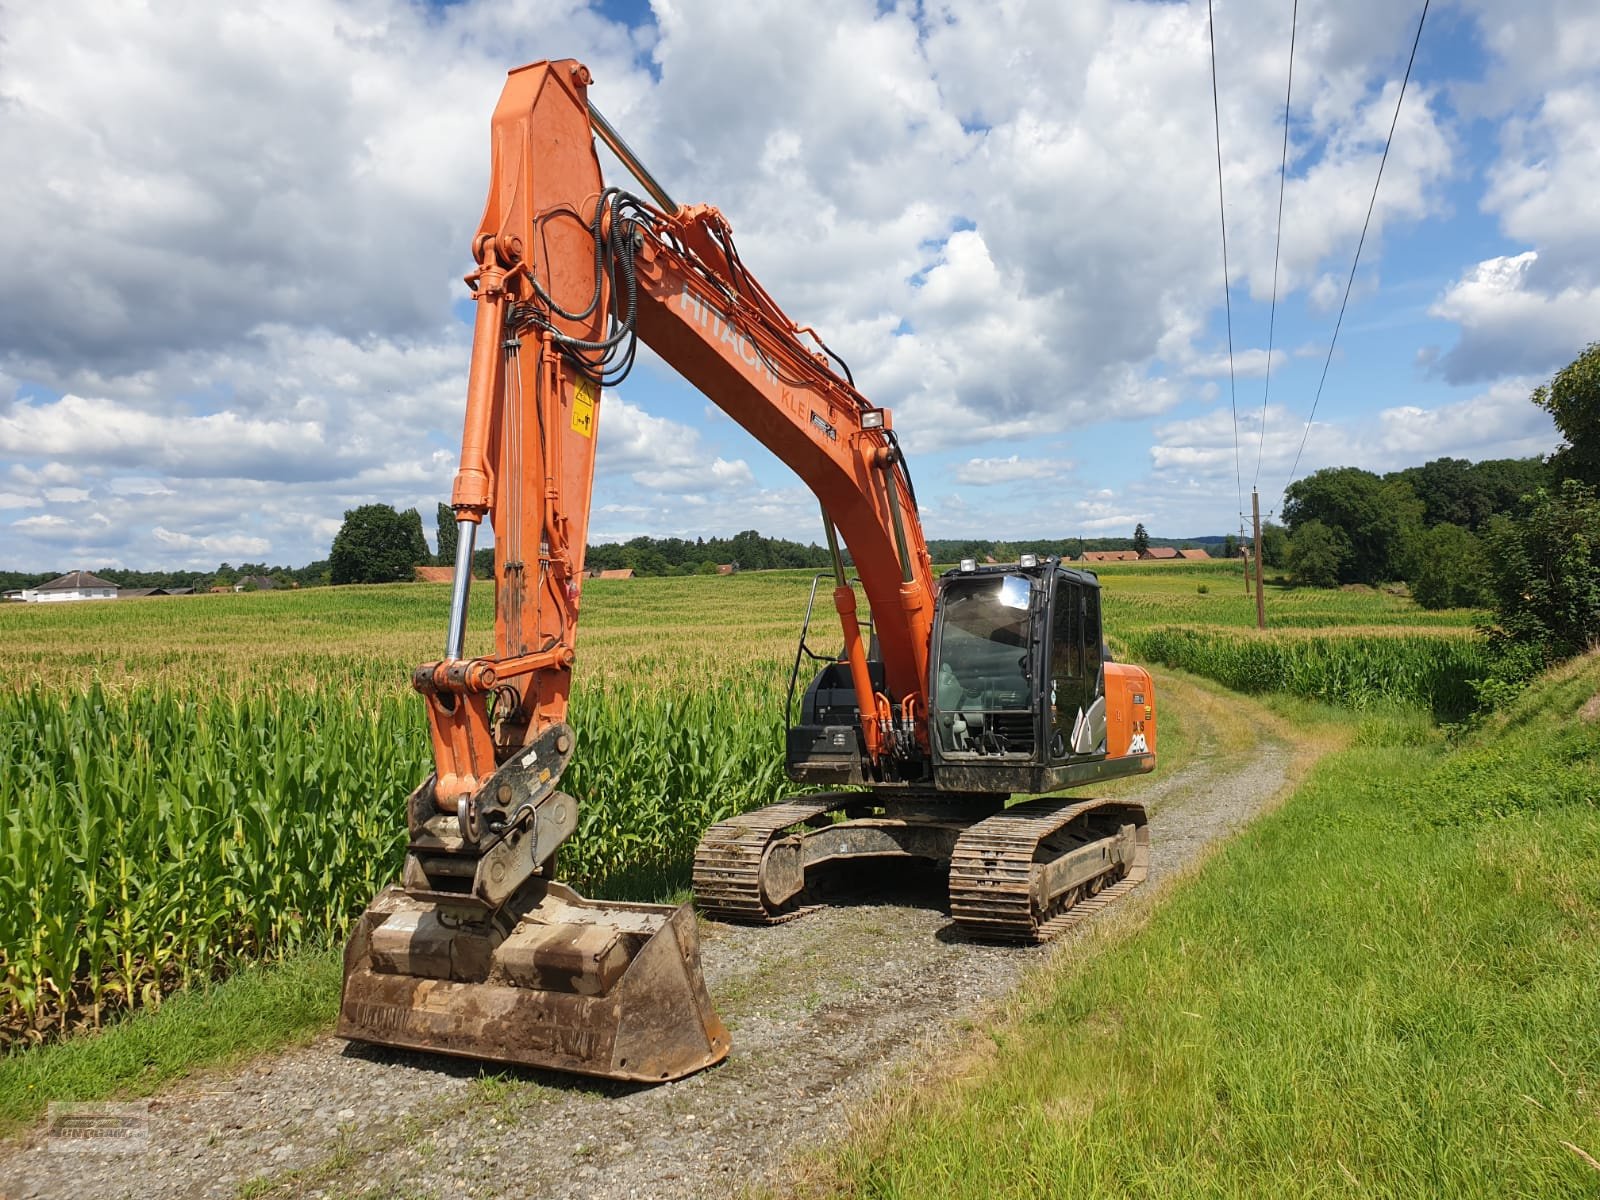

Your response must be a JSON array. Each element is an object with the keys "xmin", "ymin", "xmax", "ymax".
[
  {"xmin": 927, "ymin": 561, "xmax": 1128, "ymax": 790},
  {"xmin": 786, "ymin": 558, "xmax": 1151, "ymax": 794}
]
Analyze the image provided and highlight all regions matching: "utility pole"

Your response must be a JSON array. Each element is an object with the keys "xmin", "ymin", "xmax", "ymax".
[
  {"xmin": 1241, "ymin": 520, "xmax": 1251, "ymax": 595},
  {"xmin": 1252, "ymin": 488, "xmax": 1266, "ymax": 630}
]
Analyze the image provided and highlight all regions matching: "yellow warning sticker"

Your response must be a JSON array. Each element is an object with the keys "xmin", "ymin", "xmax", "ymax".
[{"xmin": 571, "ymin": 377, "xmax": 598, "ymax": 438}]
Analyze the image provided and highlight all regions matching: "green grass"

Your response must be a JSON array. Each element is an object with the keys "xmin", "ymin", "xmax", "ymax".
[
  {"xmin": 0, "ymin": 945, "xmax": 341, "ymax": 1138},
  {"xmin": 807, "ymin": 655, "xmax": 1600, "ymax": 1199}
]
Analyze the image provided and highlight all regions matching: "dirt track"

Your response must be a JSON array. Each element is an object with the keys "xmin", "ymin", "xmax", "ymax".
[{"xmin": 1, "ymin": 679, "xmax": 1298, "ymax": 1200}]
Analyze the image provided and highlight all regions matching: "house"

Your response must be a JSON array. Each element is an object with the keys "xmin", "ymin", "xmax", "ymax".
[
  {"xmin": 234, "ymin": 575, "xmax": 278, "ymax": 593},
  {"xmin": 209, "ymin": 585, "xmax": 233, "ymax": 594},
  {"xmin": 165, "ymin": 586, "xmax": 196, "ymax": 596},
  {"xmin": 117, "ymin": 587, "xmax": 170, "ymax": 599},
  {"xmin": 415, "ymin": 566, "xmax": 455, "ymax": 584},
  {"xmin": 597, "ymin": 568, "xmax": 635, "ymax": 580},
  {"xmin": 1177, "ymin": 547, "xmax": 1212, "ymax": 560},
  {"xmin": 1139, "ymin": 546, "xmax": 1182, "ymax": 560},
  {"xmin": 20, "ymin": 570, "xmax": 120, "ymax": 603},
  {"xmin": 1080, "ymin": 550, "xmax": 1141, "ymax": 563}
]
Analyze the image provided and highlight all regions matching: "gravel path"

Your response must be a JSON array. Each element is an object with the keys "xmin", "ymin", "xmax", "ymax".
[{"xmin": 2, "ymin": 694, "xmax": 1295, "ymax": 1200}]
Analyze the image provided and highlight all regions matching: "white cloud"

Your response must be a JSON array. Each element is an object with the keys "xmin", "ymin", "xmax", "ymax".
[
  {"xmin": 0, "ymin": 394, "xmax": 357, "ymax": 481},
  {"xmin": 1430, "ymin": 254, "xmax": 1600, "ymax": 385},
  {"xmin": 1151, "ymin": 382, "xmax": 1558, "ymax": 503},
  {"xmin": 11, "ymin": 514, "xmax": 71, "ymax": 532},
  {"xmin": 954, "ymin": 455, "xmax": 1065, "ymax": 486},
  {"xmin": 632, "ymin": 456, "xmax": 756, "ymax": 493},
  {"xmin": 153, "ymin": 527, "xmax": 273, "ymax": 557},
  {"xmin": 0, "ymin": 493, "xmax": 43, "ymax": 509},
  {"xmin": 1182, "ymin": 348, "xmax": 1289, "ymax": 379}
]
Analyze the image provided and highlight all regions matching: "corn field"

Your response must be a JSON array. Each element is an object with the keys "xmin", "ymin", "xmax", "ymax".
[{"xmin": 1121, "ymin": 627, "xmax": 1492, "ymax": 719}]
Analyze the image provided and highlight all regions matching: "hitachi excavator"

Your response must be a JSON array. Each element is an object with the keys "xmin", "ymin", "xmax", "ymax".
[{"xmin": 337, "ymin": 59, "xmax": 1157, "ymax": 1084}]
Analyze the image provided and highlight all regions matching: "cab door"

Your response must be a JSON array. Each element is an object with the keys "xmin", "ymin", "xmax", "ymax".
[{"xmin": 1048, "ymin": 574, "xmax": 1105, "ymax": 759}]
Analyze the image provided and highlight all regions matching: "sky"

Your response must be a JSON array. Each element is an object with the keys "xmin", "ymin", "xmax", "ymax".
[{"xmin": 0, "ymin": 0, "xmax": 1595, "ymax": 571}]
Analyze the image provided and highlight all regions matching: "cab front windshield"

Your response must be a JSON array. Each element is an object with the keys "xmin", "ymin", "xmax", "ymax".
[{"xmin": 935, "ymin": 574, "xmax": 1034, "ymax": 711}]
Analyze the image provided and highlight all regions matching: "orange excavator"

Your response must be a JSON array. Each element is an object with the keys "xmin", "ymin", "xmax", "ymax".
[{"xmin": 337, "ymin": 59, "xmax": 1157, "ymax": 1083}]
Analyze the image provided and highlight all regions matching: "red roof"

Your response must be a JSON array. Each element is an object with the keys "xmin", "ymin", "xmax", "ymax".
[
  {"xmin": 597, "ymin": 568, "xmax": 634, "ymax": 580},
  {"xmin": 1178, "ymin": 547, "xmax": 1212, "ymax": 560},
  {"xmin": 415, "ymin": 566, "xmax": 455, "ymax": 583},
  {"xmin": 1140, "ymin": 546, "xmax": 1181, "ymax": 560},
  {"xmin": 1081, "ymin": 550, "xmax": 1141, "ymax": 562}
]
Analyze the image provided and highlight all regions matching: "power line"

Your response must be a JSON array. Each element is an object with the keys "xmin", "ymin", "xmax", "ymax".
[
  {"xmin": 1207, "ymin": 0, "xmax": 1243, "ymax": 524},
  {"xmin": 1253, "ymin": 0, "xmax": 1297, "ymax": 490},
  {"xmin": 1283, "ymin": 0, "xmax": 1431, "ymax": 495}
]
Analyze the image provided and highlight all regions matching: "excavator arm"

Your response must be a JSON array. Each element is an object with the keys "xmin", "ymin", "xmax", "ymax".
[{"xmin": 422, "ymin": 59, "xmax": 938, "ymax": 843}]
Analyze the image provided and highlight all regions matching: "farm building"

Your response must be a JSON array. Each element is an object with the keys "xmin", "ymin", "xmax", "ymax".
[
  {"xmin": 1178, "ymin": 547, "xmax": 1212, "ymax": 560},
  {"xmin": 234, "ymin": 575, "xmax": 279, "ymax": 592},
  {"xmin": 415, "ymin": 566, "xmax": 455, "ymax": 584},
  {"xmin": 597, "ymin": 568, "xmax": 635, "ymax": 580},
  {"xmin": 1080, "ymin": 550, "xmax": 1140, "ymax": 563},
  {"xmin": 19, "ymin": 570, "xmax": 119, "ymax": 603},
  {"xmin": 1139, "ymin": 546, "xmax": 1181, "ymax": 560}
]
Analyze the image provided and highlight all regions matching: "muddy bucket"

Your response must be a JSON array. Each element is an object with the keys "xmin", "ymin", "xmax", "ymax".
[{"xmin": 337, "ymin": 881, "xmax": 729, "ymax": 1083}]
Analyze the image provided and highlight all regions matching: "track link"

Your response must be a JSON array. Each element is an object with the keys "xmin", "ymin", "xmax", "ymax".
[
  {"xmin": 692, "ymin": 795, "xmax": 852, "ymax": 923},
  {"xmin": 948, "ymin": 798, "xmax": 1148, "ymax": 944}
]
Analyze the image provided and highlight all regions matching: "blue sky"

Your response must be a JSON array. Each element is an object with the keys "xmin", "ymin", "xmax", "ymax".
[{"xmin": 0, "ymin": 0, "xmax": 1592, "ymax": 569}]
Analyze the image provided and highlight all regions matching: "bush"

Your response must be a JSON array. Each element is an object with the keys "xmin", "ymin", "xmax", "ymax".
[
  {"xmin": 1408, "ymin": 523, "xmax": 1491, "ymax": 610},
  {"xmin": 1484, "ymin": 481, "xmax": 1600, "ymax": 664}
]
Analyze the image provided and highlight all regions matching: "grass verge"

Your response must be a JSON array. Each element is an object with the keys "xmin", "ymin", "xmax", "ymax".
[
  {"xmin": 0, "ymin": 946, "xmax": 340, "ymax": 1139},
  {"xmin": 798, "ymin": 655, "xmax": 1600, "ymax": 1199}
]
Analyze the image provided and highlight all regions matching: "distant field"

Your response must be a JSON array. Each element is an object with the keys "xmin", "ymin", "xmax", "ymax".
[
  {"xmin": 0, "ymin": 563, "xmax": 1489, "ymax": 1048},
  {"xmin": 0, "ymin": 559, "xmax": 1479, "ymax": 694}
]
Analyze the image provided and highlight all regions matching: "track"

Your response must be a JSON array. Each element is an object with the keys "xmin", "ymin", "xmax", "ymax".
[
  {"xmin": 691, "ymin": 795, "xmax": 850, "ymax": 922},
  {"xmin": 0, "ymin": 685, "xmax": 1298, "ymax": 1200},
  {"xmin": 948, "ymin": 797, "xmax": 1149, "ymax": 942}
]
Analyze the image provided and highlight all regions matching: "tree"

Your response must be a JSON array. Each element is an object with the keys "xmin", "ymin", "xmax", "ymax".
[
  {"xmin": 1259, "ymin": 521, "xmax": 1289, "ymax": 569},
  {"xmin": 402, "ymin": 507, "xmax": 429, "ymax": 567},
  {"xmin": 1408, "ymin": 524, "xmax": 1491, "ymax": 610},
  {"xmin": 1484, "ymin": 481, "xmax": 1600, "ymax": 663},
  {"xmin": 1132, "ymin": 523, "xmax": 1150, "ymax": 555},
  {"xmin": 436, "ymin": 502, "xmax": 458, "ymax": 567},
  {"xmin": 1533, "ymin": 341, "xmax": 1600, "ymax": 487},
  {"xmin": 1221, "ymin": 533, "xmax": 1239, "ymax": 559},
  {"xmin": 1283, "ymin": 467, "xmax": 1414, "ymax": 584},
  {"xmin": 330, "ymin": 504, "xmax": 428, "ymax": 585},
  {"xmin": 1288, "ymin": 520, "xmax": 1350, "ymax": 588}
]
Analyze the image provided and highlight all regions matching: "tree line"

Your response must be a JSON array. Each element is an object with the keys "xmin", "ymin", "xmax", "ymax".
[{"xmin": 1277, "ymin": 341, "xmax": 1600, "ymax": 673}]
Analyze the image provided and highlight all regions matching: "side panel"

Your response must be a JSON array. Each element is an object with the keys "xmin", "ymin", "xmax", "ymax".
[{"xmin": 1104, "ymin": 664, "xmax": 1157, "ymax": 762}]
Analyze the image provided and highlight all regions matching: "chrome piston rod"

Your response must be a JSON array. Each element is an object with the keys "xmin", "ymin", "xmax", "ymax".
[{"xmin": 445, "ymin": 519, "xmax": 478, "ymax": 660}]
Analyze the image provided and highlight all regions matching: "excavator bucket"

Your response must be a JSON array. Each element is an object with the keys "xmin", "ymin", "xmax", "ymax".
[{"xmin": 337, "ymin": 881, "xmax": 728, "ymax": 1083}]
